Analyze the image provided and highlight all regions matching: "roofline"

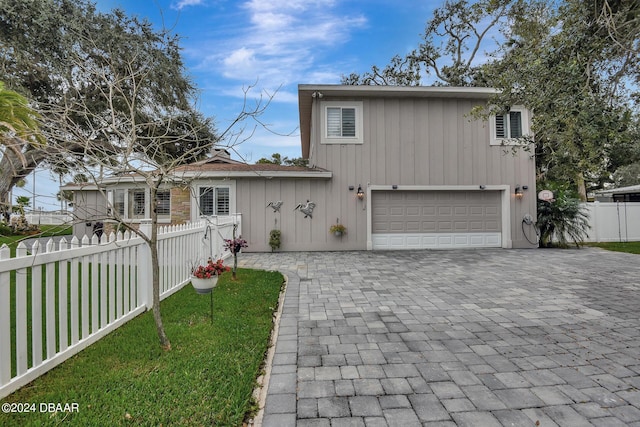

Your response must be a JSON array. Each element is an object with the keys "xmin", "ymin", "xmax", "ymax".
[
  {"xmin": 298, "ymin": 84, "xmax": 500, "ymax": 98},
  {"xmin": 173, "ymin": 170, "xmax": 332, "ymax": 179}
]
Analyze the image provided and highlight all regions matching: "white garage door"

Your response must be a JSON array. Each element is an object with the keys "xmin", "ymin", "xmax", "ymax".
[{"xmin": 372, "ymin": 190, "xmax": 502, "ymax": 249}]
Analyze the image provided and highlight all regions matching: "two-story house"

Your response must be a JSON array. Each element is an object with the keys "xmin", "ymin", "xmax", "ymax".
[{"xmin": 66, "ymin": 84, "xmax": 537, "ymax": 250}]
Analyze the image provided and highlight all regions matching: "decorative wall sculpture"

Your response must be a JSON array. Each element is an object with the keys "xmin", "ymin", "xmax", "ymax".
[{"xmin": 294, "ymin": 200, "xmax": 316, "ymax": 218}]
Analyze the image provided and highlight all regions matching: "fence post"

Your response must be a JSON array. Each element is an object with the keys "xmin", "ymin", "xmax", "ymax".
[
  {"xmin": 591, "ymin": 202, "xmax": 599, "ymax": 243},
  {"xmin": 0, "ymin": 245, "xmax": 11, "ymax": 386},
  {"xmin": 138, "ymin": 219, "xmax": 154, "ymax": 310}
]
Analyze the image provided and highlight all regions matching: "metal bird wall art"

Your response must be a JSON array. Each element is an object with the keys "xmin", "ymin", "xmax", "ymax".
[
  {"xmin": 294, "ymin": 200, "xmax": 316, "ymax": 218},
  {"xmin": 266, "ymin": 200, "xmax": 283, "ymax": 212}
]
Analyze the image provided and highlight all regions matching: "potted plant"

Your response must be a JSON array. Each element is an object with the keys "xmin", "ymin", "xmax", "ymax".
[
  {"xmin": 190, "ymin": 258, "xmax": 230, "ymax": 294},
  {"xmin": 329, "ymin": 223, "xmax": 347, "ymax": 237},
  {"xmin": 224, "ymin": 227, "xmax": 248, "ymax": 280},
  {"xmin": 269, "ymin": 229, "xmax": 281, "ymax": 252}
]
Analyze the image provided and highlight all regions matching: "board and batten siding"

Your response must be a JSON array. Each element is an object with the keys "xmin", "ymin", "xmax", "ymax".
[
  {"xmin": 236, "ymin": 178, "xmax": 366, "ymax": 252},
  {"xmin": 307, "ymin": 96, "xmax": 536, "ymax": 249}
]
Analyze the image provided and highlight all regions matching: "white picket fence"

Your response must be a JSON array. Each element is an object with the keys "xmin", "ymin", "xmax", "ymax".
[
  {"xmin": 0, "ymin": 215, "xmax": 241, "ymax": 399},
  {"xmin": 583, "ymin": 202, "xmax": 640, "ymax": 242}
]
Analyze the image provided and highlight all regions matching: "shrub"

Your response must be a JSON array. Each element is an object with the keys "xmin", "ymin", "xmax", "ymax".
[
  {"xmin": 537, "ymin": 181, "xmax": 590, "ymax": 248},
  {"xmin": 269, "ymin": 229, "xmax": 281, "ymax": 252}
]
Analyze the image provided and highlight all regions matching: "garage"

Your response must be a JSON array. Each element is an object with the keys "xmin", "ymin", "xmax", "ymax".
[{"xmin": 371, "ymin": 190, "xmax": 502, "ymax": 249}]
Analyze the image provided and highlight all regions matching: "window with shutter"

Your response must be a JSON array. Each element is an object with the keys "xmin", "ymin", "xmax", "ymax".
[
  {"xmin": 156, "ymin": 190, "xmax": 171, "ymax": 218},
  {"xmin": 129, "ymin": 190, "xmax": 146, "ymax": 218},
  {"xmin": 322, "ymin": 101, "xmax": 363, "ymax": 144},
  {"xmin": 490, "ymin": 106, "xmax": 528, "ymax": 145},
  {"xmin": 215, "ymin": 187, "xmax": 230, "ymax": 215},
  {"xmin": 198, "ymin": 186, "xmax": 232, "ymax": 216}
]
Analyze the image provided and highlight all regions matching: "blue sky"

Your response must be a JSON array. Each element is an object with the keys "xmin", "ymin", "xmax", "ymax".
[{"xmin": 22, "ymin": 0, "xmax": 440, "ymax": 209}]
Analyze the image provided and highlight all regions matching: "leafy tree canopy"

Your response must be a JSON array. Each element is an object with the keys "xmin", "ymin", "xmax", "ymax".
[
  {"xmin": 256, "ymin": 153, "xmax": 309, "ymax": 167},
  {"xmin": 342, "ymin": 0, "xmax": 640, "ymax": 199},
  {"xmin": 0, "ymin": 0, "xmax": 217, "ymax": 202}
]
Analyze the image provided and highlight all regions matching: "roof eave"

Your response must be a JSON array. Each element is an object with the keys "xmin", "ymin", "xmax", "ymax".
[{"xmin": 172, "ymin": 170, "xmax": 333, "ymax": 179}]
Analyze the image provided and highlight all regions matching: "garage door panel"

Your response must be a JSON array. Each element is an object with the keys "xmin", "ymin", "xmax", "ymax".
[
  {"xmin": 406, "ymin": 221, "xmax": 420, "ymax": 232},
  {"xmin": 438, "ymin": 206, "xmax": 452, "ymax": 216},
  {"xmin": 422, "ymin": 221, "xmax": 436, "ymax": 232},
  {"xmin": 438, "ymin": 221, "xmax": 452, "ymax": 231},
  {"xmin": 371, "ymin": 190, "xmax": 502, "ymax": 249},
  {"xmin": 422, "ymin": 206, "xmax": 436, "ymax": 216},
  {"xmin": 454, "ymin": 221, "xmax": 469, "ymax": 231},
  {"xmin": 406, "ymin": 206, "xmax": 420, "ymax": 216},
  {"xmin": 454, "ymin": 206, "xmax": 468, "ymax": 216},
  {"xmin": 470, "ymin": 206, "xmax": 484, "ymax": 215},
  {"xmin": 485, "ymin": 206, "xmax": 499, "ymax": 215}
]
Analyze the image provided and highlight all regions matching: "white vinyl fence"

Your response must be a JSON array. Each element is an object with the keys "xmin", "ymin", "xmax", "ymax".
[
  {"xmin": 583, "ymin": 202, "xmax": 640, "ymax": 242},
  {"xmin": 23, "ymin": 213, "xmax": 74, "ymax": 226},
  {"xmin": 0, "ymin": 216, "xmax": 240, "ymax": 399}
]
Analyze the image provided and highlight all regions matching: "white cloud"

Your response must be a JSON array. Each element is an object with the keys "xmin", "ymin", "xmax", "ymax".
[
  {"xmin": 172, "ymin": 0, "xmax": 205, "ymax": 10},
  {"xmin": 194, "ymin": 0, "xmax": 367, "ymax": 91}
]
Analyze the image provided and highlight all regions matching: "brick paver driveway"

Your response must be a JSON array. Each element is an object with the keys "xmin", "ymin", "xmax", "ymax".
[{"xmin": 240, "ymin": 248, "xmax": 640, "ymax": 427}]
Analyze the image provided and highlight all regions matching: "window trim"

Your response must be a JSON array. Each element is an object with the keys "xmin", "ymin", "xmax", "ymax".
[
  {"xmin": 320, "ymin": 101, "xmax": 363, "ymax": 145},
  {"xmin": 490, "ymin": 105, "xmax": 530, "ymax": 146},
  {"xmin": 107, "ymin": 187, "xmax": 172, "ymax": 222},
  {"xmin": 194, "ymin": 181, "xmax": 236, "ymax": 219}
]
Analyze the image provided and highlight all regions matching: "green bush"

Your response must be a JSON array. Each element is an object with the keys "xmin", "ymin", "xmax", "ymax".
[
  {"xmin": 269, "ymin": 229, "xmax": 281, "ymax": 251},
  {"xmin": 537, "ymin": 181, "xmax": 590, "ymax": 248}
]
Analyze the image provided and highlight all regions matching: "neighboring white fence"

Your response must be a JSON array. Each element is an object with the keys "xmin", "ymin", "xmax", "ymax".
[
  {"xmin": 583, "ymin": 202, "xmax": 640, "ymax": 242},
  {"xmin": 0, "ymin": 216, "xmax": 241, "ymax": 399},
  {"xmin": 22, "ymin": 213, "xmax": 74, "ymax": 225}
]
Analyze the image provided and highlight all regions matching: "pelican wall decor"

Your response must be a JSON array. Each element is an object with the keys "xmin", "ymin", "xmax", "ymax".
[
  {"xmin": 266, "ymin": 200, "xmax": 283, "ymax": 212},
  {"xmin": 294, "ymin": 200, "xmax": 316, "ymax": 218}
]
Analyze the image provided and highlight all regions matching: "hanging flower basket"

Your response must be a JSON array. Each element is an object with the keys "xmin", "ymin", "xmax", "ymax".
[
  {"xmin": 190, "ymin": 258, "xmax": 229, "ymax": 294},
  {"xmin": 190, "ymin": 275, "xmax": 218, "ymax": 294}
]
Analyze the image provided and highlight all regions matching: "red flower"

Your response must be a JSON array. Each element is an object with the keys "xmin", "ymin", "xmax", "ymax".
[{"xmin": 192, "ymin": 258, "xmax": 230, "ymax": 279}]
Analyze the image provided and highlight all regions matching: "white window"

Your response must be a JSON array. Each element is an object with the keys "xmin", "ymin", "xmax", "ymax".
[
  {"xmin": 129, "ymin": 190, "xmax": 146, "ymax": 219},
  {"xmin": 108, "ymin": 188, "xmax": 170, "ymax": 220},
  {"xmin": 156, "ymin": 190, "xmax": 171, "ymax": 219},
  {"xmin": 113, "ymin": 189, "xmax": 125, "ymax": 216},
  {"xmin": 490, "ymin": 106, "xmax": 529, "ymax": 145},
  {"xmin": 199, "ymin": 186, "xmax": 230, "ymax": 216},
  {"xmin": 321, "ymin": 101, "xmax": 363, "ymax": 144}
]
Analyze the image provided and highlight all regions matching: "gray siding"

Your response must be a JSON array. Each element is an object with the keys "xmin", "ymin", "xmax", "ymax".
[{"xmin": 239, "ymin": 95, "xmax": 536, "ymax": 251}]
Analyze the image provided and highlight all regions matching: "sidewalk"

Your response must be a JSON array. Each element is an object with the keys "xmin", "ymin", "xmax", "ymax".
[{"xmin": 242, "ymin": 249, "xmax": 640, "ymax": 427}]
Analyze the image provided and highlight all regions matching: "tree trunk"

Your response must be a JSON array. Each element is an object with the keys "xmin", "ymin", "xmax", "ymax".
[
  {"xmin": 149, "ymin": 184, "xmax": 171, "ymax": 350},
  {"xmin": 0, "ymin": 143, "xmax": 42, "ymax": 208},
  {"xmin": 576, "ymin": 171, "xmax": 587, "ymax": 202}
]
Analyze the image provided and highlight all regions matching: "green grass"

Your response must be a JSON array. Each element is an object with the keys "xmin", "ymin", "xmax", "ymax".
[
  {"xmin": 0, "ymin": 268, "xmax": 284, "ymax": 426},
  {"xmin": 584, "ymin": 241, "xmax": 640, "ymax": 254},
  {"xmin": 0, "ymin": 225, "xmax": 72, "ymax": 253}
]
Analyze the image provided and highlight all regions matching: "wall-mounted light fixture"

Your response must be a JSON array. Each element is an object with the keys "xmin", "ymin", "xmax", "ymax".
[
  {"xmin": 479, "ymin": 185, "xmax": 486, "ymax": 190},
  {"xmin": 392, "ymin": 185, "xmax": 398, "ymax": 190},
  {"xmin": 356, "ymin": 185, "xmax": 364, "ymax": 200},
  {"xmin": 515, "ymin": 186, "xmax": 524, "ymax": 199},
  {"xmin": 311, "ymin": 91, "xmax": 323, "ymax": 99}
]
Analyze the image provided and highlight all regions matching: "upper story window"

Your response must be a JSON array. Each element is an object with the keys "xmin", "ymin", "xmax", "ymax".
[
  {"xmin": 490, "ymin": 106, "xmax": 530, "ymax": 145},
  {"xmin": 321, "ymin": 101, "xmax": 363, "ymax": 144}
]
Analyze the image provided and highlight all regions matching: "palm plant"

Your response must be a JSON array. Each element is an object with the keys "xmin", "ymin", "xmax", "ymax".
[{"xmin": 537, "ymin": 182, "xmax": 590, "ymax": 247}]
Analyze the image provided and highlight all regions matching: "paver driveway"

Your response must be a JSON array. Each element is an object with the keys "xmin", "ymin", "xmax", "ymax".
[{"xmin": 240, "ymin": 248, "xmax": 640, "ymax": 427}]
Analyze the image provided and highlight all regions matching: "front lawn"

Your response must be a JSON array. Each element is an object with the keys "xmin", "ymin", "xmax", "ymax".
[
  {"xmin": 585, "ymin": 241, "xmax": 640, "ymax": 255},
  {"xmin": 0, "ymin": 268, "xmax": 284, "ymax": 426},
  {"xmin": 0, "ymin": 225, "xmax": 72, "ymax": 253}
]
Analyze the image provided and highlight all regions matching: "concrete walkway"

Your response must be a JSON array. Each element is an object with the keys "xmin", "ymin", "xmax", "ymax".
[{"xmin": 241, "ymin": 248, "xmax": 640, "ymax": 427}]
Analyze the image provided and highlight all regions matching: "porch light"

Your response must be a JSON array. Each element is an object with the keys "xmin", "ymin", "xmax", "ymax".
[
  {"xmin": 356, "ymin": 185, "xmax": 364, "ymax": 200},
  {"xmin": 515, "ymin": 186, "xmax": 524, "ymax": 199}
]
